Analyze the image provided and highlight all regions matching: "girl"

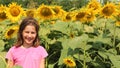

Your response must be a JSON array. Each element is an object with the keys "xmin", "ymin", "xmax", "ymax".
[{"xmin": 6, "ymin": 17, "xmax": 48, "ymax": 68}]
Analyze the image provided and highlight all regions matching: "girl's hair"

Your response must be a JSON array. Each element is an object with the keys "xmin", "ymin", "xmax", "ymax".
[{"xmin": 14, "ymin": 17, "xmax": 40, "ymax": 47}]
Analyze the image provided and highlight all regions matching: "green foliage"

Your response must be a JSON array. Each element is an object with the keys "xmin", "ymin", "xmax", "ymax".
[
  {"xmin": 0, "ymin": 55, "xmax": 6, "ymax": 68},
  {"xmin": 37, "ymin": 18, "xmax": 120, "ymax": 68}
]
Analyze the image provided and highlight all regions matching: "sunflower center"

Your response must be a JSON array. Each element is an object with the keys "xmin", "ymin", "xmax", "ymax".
[
  {"xmin": 66, "ymin": 60, "xmax": 73, "ymax": 64},
  {"xmin": 41, "ymin": 7, "xmax": 52, "ymax": 16},
  {"xmin": 70, "ymin": 33, "xmax": 74, "ymax": 38},
  {"xmin": 102, "ymin": 6, "xmax": 114, "ymax": 16},
  {"xmin": 76, "ymin": 12, "xmax": 86, "ymax": 19},
  {"xmin": 66, "ymin": 14, "xmax": 71, "ymax": 20},
  {"xmin": 0, "ymin": 12, "xmax": 7, "ymax": 19},
  {"xmin": 10, "ymin": 7, "xmax": 20, "ymax": 17},
  {"xmin": 7, "ymin": 29, "xmax": 15, "ymax": 36}
]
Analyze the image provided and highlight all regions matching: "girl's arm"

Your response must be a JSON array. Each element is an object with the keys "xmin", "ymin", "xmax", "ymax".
[
  {"xmin": 6, "ymin": 59, "xmax": 14, "ymax": 68},
  {"xmin": 40, "ymin": 58, "xmax": 45, "ymax": 68}
]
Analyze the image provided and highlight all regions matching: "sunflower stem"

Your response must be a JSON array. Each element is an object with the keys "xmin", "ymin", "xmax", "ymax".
[
  {"xmin": 113, "ymin": 23, "xmax": 116, "ymax": 47},
  {"xmin": 83, "ymin": 42, "xmax": 86, "ymax": 68},
  {"xmin": 104, "ymin": 18, "xmax": 107, "ymax": 36},
  {"xmin": 45, "ymin": 41, "xmax": 49, "ymax": 68}
]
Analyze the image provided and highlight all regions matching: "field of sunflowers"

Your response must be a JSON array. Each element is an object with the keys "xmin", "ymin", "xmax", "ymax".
[{"xmin": 1, "ymin": 0, "xmax": 120, "ymax": 68}]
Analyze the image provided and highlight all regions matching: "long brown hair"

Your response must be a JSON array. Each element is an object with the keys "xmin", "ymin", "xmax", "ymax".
[{"xmin": 15, "ymin": 17, "xmax": 40, "ymax": 47}]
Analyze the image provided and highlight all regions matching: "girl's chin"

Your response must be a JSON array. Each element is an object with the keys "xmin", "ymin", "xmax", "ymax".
[
  {"xmin": 26, "ymin": 43, "xmax": 32, "ymax": 45},
  {"xmin": 24, "ymin": 41, "xmax": 33, "ymax": 45}
]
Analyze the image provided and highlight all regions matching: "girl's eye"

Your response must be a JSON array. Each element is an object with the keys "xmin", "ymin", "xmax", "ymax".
[
  {"xmin": 31, "ymin": 32, "xmax": 36, "ymax": 34},
  {"xmin": 24, "ymin": 31, "xmax": 36, "ymax": 34},
  {"xmin": 25, "ymin": 31, "xmax": 29, "ymax": 33}
]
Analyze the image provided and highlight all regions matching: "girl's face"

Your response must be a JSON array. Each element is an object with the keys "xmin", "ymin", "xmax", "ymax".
[{"xmin": 22, "ymin": 25, "xmax": 37, "ymax": 46}]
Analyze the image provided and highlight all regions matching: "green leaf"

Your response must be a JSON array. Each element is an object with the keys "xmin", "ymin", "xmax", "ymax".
[
  {"xmin": 58, "ymin": 34, "xmax": 89, "ymax": 65},
  {"xmin": 0, "ymin": 24, "xmax": 6, "ymax": 32},
  {"xmin": 0, "ymin": 55, "xmax": 6, "ymax": 68},
  {"xmin": 0, "ymin": 40, "xmax": 5, "ymax": 47},
  {"xmin": 52, "ymin": 21, "xmax": 69, "ymax": 34},
  {"xmin": 107, "ymin": 48, "xmax": 117, "ymax": 55},
  {"xmin": 62, "ymin": 34, "xmax": 89, "ymax": 50},
  {"xmin": 58, "ymin": 48, "xmax": 68, "ymax": 65},
  {"xmin": 88, "ymin": 32, "xmax": 112, "ymax": 46},
  {"xmin": 109, "ymin": 55, "xmax": 120, "ymax": 68},
  {"xmin": 78, "ymin": 53, "xmax": 92, "ymax": 62},
  {"xmin": 98, "ymin": 51, "xmax": 108, "ymax": 59},
  {"xmin": 116, "ymin": 43, "xmax": 120, "ymax": 50},
  {"xmin": 39, "ymin": 27, "xmax": 50, "ymax": 36},
  {"xmin": 90, "ymin": 61, "xmax": 103, "ymax": 68},
  {"xmin": 48, "ymin": 64, "xmax": 55, "ymax": 68}
]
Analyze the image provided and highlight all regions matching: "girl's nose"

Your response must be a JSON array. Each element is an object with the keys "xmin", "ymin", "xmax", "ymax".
[{"xmin": 28, "ymin": 33, "xmax": 32, "ymax": 37}]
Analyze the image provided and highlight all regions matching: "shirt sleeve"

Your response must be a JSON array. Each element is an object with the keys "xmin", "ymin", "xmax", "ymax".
[
  {"xmin": 39, "ymin": 46, "xmax": 48, "ymax": 59},
  {"xmin": 5, "ymin": 47, "xmax": 15, "ymax": 62}
]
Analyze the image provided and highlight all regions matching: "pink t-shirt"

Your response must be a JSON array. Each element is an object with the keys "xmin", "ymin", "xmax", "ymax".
[{"xmin": 6, "ymin": 46, "xmax": 48, "ymax": 68}]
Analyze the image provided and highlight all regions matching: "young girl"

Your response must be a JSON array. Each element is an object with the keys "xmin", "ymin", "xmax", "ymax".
[{"xmin": 6, "ymin": 17, "xmax": 48, "ymax": 68}]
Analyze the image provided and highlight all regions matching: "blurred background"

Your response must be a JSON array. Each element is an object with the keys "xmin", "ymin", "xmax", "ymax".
[{"xmin": 0, "ymin": 0, "xmax": 120, "ymax": 11}]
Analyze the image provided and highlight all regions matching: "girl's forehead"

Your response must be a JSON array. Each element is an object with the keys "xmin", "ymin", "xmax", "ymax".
[
  {"xmin": 25, "ymin": 25, "xmax": 35, "ymax": 28},
  {"xmin": 23, "ymin": 25, "xmax": 35, "ymax": 30},
  {"xmin": 25, "ymin": 24, "xmax": 36, "ymax": 28}
]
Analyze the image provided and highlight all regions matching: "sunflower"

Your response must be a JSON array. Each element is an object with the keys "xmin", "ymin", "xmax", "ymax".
[
  {"xmin": 63, "ymin": 11, "xmax": 75, "ymax": 22},
  {"xmin": 63, "ymin": 57, "xmax": 76, "ymax": 67},
  {"xmin": 74, "ymin": 11, "xmax": 86, "ymax": 22},
  {"xmin": 36, "ymin": 4, "xmax": 54, "ymax": 20},
  {"xmin": 0, "ymin": 5, "xmax": 6, "ymax": 13},
  {"xmin": 6, "ymin": 2, "xmax": 24, "ymax": 23},
  {"xmin": 115, "ymin": 21, "xmax": 120, "ymax": 26},
  {"xmin": 74, "ymin": 8, "xmax": 87, "ymax": 22},
  {"xmin": 25, "ymin": 9, "xmax": 36, "ymax": 18},
  {"xmin": 65, "ymin": 13, "xmax": 72, "ymax": 21},
  {"xmin": 86, "ymin": 0, "xmax": 101, "ymax": 14},
  {"xmin": 51, "ymin": 5, "xmax": 66, "ymax": 19},
  {"xmin": 117, "ymin": 2, "xmax": 120, "ymax": 10},
  {"xmin": 0, "ymin": 5, "xmax": 7, "ymax": 21},
  {"xmin": 84, "ymin": 9, "xmax": 96, "ymax": 22},
  {"xmin": 100, "ymin": 2, "xmax": 117, "ymax": 18},
  {"xmin": 114, "ymin": 12, "xmax": 120, "ymax": 26},
  {"xmin": 4, "ymin": 26, "xmax": 19, "ymax": 39}
]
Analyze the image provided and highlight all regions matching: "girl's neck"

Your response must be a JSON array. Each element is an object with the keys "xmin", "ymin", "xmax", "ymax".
[{"xmin": 22, "ymin": 43, "xmax": 33, "ymax": 48}]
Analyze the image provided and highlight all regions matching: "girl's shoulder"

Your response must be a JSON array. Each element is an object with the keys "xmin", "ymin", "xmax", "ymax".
[
  {"xmin": 7, "ymin": 46, "xmax": 17, "ymax": 53},
  {"xmin": 9, "ymin": 46, "xmax": 16, "ymax": 50},
  {"xmin": 35, "ymin": 45, "xmax": 48, "ymax": 57},
  {"xmin": 8, "ymin": 46, "xmax": 21, "ymax": 51},
  {"xmin": 35, "ymin": 45, "xmax": 47, "ymax": 51},
  {"xmin": 36, "ymin": 45, "xmax": 45, "ymax": 49}
]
